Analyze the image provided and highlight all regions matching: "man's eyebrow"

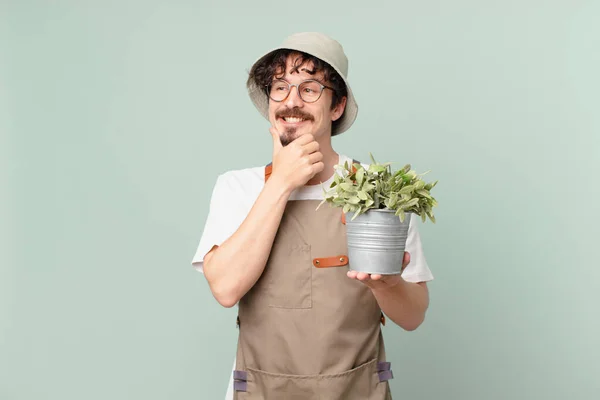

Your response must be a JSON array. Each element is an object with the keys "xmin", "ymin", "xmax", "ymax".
[
  {"xmin": 299, "ymin": 67, "xmax": 316, "ymax": 75},
  {"xmin": 298, "ymin": 68, "xmax": 326, "ymax": 84},
  {"xmin": 288, "ymin": 65, "xmax": 325, "ymax": 84}
]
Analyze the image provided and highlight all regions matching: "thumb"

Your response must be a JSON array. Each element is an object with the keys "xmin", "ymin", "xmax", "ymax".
[
  {"xmin": 270, "ymin": 127, "xmax": 283, "ymax": 152},
  {"xmin": 401, "ymin": 251, "xmax": 411, "ymax": 272}
]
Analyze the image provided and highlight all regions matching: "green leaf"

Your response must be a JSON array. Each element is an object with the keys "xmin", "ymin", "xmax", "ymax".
[
  {"xmin": 395, "ymin": 209, "xmax": 406, "ymax": 222},
  {"xmin": 362, "ymin": 183, "xmax": 375, "ymax": 192},
  {"xmin": 369, "ymin": 164, "xmax": 387, "ymax": 173},
  {"xmin": 369, "ymin": 152, "xmax": 377, "ymax": 164},
  {"xmin": 406, "ymin": 198, "xmax": 420, "ymax": 207},
  {"xmin": 427, "ymin": 212, "xmax": 436, "ymax": 223},
  {"xmin": 388, "ymin": 193, "xmax": 398, "ymax": 208},
  {"xmin": 357, "ymin": 190, "xmax": 369, "ymax": 200},
  {"xmin": 416, "ymin": 189, "xmax": 432, "ymax": 199},
  {"xmin": 348, "ymin": 196, "xmax": 361, "ymax": 204},
  {"xmin": 425, "ymin": 180, "xmax": 438, "ymax": 190},
  {"xmin": 399, "ymin": 185, "xmax": 415, "ymax": 194},
  {"xmin": 399, "ymin": 198, "xmax": 419, "ymax": 210},
  {"xmin": 343, "ymin": 204, "xmax": 351, "ymax": 213},
  {"xmin": 356, "ymin": 168, "xmax": 365, "ymax": 184}
]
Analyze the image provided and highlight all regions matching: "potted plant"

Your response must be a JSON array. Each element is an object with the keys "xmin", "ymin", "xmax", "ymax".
[{"xmin": 317, "ymin": 153, "xmax": 439, "ymax": 275}]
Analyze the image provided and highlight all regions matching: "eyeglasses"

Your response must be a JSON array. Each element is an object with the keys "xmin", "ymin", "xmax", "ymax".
[{"xmin": 266, "ymin": 79, "xmax": 335, "ymax": 103}]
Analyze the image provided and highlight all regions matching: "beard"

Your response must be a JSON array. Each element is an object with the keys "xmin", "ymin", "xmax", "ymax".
[{"xmin": 280, "ymin": 127, "xmax": 298, "ymax": 146}]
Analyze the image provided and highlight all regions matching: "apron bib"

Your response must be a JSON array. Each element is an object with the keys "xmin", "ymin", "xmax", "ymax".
[{"xmin": 232, "ymin": 164, "xmax": 394, "ymax": 399}]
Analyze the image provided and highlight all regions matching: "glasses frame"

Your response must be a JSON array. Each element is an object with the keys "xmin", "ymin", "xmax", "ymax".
[{"xmin": 266, "ymin": 79, "xmax": 335, "ymax": 103}]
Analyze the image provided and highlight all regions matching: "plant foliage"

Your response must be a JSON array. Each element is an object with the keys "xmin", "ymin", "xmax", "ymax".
[{"xmin": 318, "ymin": 153, "xmax": 439, "ymax": 223}]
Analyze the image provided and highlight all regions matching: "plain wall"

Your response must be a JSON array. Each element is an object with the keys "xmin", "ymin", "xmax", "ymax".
[{"xmin": 2, "ymin": 1, "xmax": 599, "ymax": 399}]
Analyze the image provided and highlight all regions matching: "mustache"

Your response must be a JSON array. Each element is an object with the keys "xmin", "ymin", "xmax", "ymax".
[{"xmin": 276, "ymin": 108, "xmax": 314, "ymax": 120}]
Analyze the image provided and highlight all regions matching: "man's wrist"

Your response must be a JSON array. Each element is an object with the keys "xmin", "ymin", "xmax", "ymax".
[{"xmin": 265, "ymin": 175, "xmax": 294, "ymax": 201}]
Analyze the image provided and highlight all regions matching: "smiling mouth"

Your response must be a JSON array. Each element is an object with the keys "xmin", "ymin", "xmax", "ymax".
[{"xmin": 280, "ymin": 117, "xmax": 310, "ymax": 124}]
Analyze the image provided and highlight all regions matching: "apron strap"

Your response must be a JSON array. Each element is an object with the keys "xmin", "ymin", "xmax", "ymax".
[{"xmin": 265, "ymin": 162, "xmax": 273, "ymax": 182}]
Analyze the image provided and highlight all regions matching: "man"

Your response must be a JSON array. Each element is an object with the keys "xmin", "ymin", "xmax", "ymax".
[{"xmin": 191, "ymin": 32, "xmax": 433, "ymax": 400}]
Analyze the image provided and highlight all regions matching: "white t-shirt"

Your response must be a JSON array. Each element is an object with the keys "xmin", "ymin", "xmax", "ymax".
[{"xmin": 191, "ymin": 154, "xmax": 434, "ymax": 399}]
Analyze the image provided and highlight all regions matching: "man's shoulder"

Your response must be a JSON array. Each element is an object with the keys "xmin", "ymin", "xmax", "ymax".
[{"xmin": 213, "ymin": 164, "xmax": 266, "ymax": 195}]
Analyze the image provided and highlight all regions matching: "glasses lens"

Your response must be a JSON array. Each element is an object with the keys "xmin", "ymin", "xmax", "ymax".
[
  {"xmin": 269, "ymin": 80, "xmax": 289, "ymax": 101},
  {"xmin": 298, "ymin": 81, "xmax": 323, "ymax": 103}
]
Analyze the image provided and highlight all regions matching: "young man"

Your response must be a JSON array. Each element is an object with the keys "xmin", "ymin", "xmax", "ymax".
[{"xmin": 191, "ymin": 32, "xmax": 434, "ymax": 400}]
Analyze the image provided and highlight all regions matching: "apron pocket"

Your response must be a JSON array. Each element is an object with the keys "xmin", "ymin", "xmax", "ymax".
[
  {"xmin": 239, "ymin": 358, "xmax": 386, "ymax": 400},
  {"xmin": 267, "ymin": 243, "xmax": 312, "ymax": 309}
]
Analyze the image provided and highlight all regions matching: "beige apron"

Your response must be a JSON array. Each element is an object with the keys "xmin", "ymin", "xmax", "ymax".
[{"xmin": 232, "ymin": 163, "xmax": 394, "ymax": 399}]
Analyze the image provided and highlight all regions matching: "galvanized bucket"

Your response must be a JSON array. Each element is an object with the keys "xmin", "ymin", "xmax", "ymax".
[{"xmin": 345, "ymin": 209, "xmax": 412, "ymax": 275}]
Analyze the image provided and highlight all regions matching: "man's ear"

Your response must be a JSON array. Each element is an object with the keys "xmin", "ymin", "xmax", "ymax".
[{"xmin": 332, "ymin": 96, "xmax": 347, "ymax": 122}]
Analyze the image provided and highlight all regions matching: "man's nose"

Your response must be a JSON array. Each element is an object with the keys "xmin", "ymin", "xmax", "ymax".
[{"xmin": 284, "ymin": 86, "xmax": 303, "ymax": 108}]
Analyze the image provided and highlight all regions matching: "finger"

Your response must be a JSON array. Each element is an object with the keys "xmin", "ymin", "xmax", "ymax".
[
  {"xmin": 302, "ymin": 141, "xmax": 320, "ymax": 154},
  {"xmin": 370, "ymin": 274, "xmax": 383, "ymax": 281},
  {"xmin": 308, "ymin": 151, "xmax": 323, "ymax": 164},
  {"xmin": 311, "ymin": 161, "xmax": 325, "ymax": 175},
  {"xmin": 270, "ymin": 127, "xmax": 283, "ymax": 152},
  {"xmin": 402, "ymin": 251, "xmax": 411, "ymax": 271},
  {"xmin": 347, "ymin": 270, "xmax": 358, "ymax": 279},
  {"xmin": 293, "ymin": 133, "xmax": 315, "ymax": 145},
  {"xmin": 356, "ymin": 272, "xmax": 371, "ymax": 281}
]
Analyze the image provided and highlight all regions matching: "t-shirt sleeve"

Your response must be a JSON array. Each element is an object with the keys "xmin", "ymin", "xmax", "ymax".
[
  {"xmin": 401, "ymin": 215, "xmax": 434, "ymax": 283},
  {"xmin": 190, "ymin": 172, "xmax": 252, "ymax": 273}
]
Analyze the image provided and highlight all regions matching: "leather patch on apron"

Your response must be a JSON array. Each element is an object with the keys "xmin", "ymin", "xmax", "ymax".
[{"xmin": 313, "ymin": 255, "xmax": 349, "ymax": 268}]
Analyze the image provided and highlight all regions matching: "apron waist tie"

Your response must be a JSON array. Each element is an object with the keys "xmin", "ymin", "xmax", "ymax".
[
  {"xmin": 233, "ymin": 370, "xmax": 247, "ymax": 392},
  {"xmin": 377, "ymin": 362, "xmax": 394, "ymax": 382}
]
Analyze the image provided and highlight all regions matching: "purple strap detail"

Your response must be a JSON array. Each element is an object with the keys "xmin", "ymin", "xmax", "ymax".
[
  {"xmin": 378, "ymin": 370, "xmax": 394, "ymax": 382},
  {"xmin": 377, "ymin": 362, "xmax": 391, "ymax": 371},
  {"xmin": 233, "ymin": 370, "xmax": 247, "ymax": 381},
  {"xmin": 233, "ymin": 380, "xmax": 247, "ymax": 392}
]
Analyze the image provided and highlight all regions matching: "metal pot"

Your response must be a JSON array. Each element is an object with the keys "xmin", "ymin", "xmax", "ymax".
[{"xmin": 345, "ymin": 209, "xmax": 411, "ymax": 275}]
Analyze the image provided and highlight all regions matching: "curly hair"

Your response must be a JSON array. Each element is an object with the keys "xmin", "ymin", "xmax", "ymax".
[{"xmin": 247, "ymin": 49, "xmax": 348, "ymax": 132}]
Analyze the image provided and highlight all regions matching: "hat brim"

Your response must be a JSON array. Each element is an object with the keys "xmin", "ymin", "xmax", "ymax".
[{"xmin": 247, "ymin": 47, "xmax": 358, "ymax": 136}]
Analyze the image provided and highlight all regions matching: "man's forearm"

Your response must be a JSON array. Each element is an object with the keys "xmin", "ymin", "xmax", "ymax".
[
  {"xmin": 372, "ymin": 279, "xmax": 429, "ymax": 331},
  {"xmin": 203, "ymin": 177, "xmax": 292, "ymax": 308}
]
